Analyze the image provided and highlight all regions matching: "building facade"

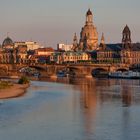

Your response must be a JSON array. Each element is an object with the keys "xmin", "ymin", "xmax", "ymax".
[
  {"xmin": 15, "ymin": 41, "xmax": 40, "ymax": 51},
  {"xmin": 57, "ymin": 43, "xmax": 73, "ymax": 52},
  {"xmin": 28, "ymin": 47, "xmax": 54, "ymax": 64},
  {"xmin": 50, "ymin": 52, "xmax": 91, "ymax": 64},
  {"xmin": 0, "ymin": 36, "xmax": 16, "ymax": 64},
  {"xmin": 97, "ymin": 25, "xmax": 140, "ymax": 66}
]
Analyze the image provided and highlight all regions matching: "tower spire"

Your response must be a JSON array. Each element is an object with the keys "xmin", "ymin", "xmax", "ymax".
[
  {"xmin": 72, "ymin": 33, "xmax": 78, "ymax": 51},
  {"xmin": 99, "ymin": 33, "xmax": 106, "ymax": 50},
  {"xmin": 101, "ymin": 33, "xmax": 105, "ymax": 44},
  {"xmin": 122, "ymin": 25, "xmax": 132, "ymax": 49},
  {"xmin": 73, "ymin": 33, "xmax": 77, "ymax": 41},
  {"xmin": 86, "ymin": 9, "xmax": 93, "ymax": 25}
]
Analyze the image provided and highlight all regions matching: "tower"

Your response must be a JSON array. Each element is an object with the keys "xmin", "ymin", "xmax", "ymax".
[
  {"xmin": 79, "ymin": 9, "xmax": 98, "ymax": 51},
  {"xmin": 121, "ymin": 25, "xmax": 132, "ymax": 64},
  {"xmin": 86, "ymin": 9, "xmax": 93, "ymax": 26},
  {"xmin": 122, "ymin": 25, "xmax": 132, "ymax": 49},
  {"xmin": 99, "ymin": 33, "xmax": 106, "ymax": 51},
  {"xmin": 101, "ymin": 33, "xmax": 105, "ymax": 45},
  {"xmin": 72, "ymin": 33, "xmax": 78, "ymax": 51}
]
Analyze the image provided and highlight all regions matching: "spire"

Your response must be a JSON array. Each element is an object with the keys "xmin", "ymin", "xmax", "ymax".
[
  {"xmin": 99, "ymin": 33, "xmax": 106, "ymax": 51},
  {"xmin": 123, "ymin": 24, "xmax": 131, "ymax": 34},
  {"xmin": 86, "ymin": 9, "xmax": 93, "ymax": 25},
  {"xmin": 86, "ymin": 8, "xmax": 92, "ymax": 16},
  {"xmin": 122, "ymin": 25, "xmax": 132, "ymax": 49},
  {"xmin": 73, "ymin": 33, "xmax": 78, "ymax": 51},
  {"xmin": 73, "ymin": 33, "xmax": 77, "ymax": 41},
  {"xmin": 101, "ymin": 33, "xmax": 105, "ymax": 44}
]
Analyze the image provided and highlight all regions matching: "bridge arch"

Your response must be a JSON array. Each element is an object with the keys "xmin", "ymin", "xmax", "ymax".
[
  {"xmin": 18, "ymin": 65, "xmax": 46, "ymax": 72},
  {"xmin": 91, "ymin": 68, "xmax": 108, "ymax": 77},
  {"xmin": 29, "ymin": 65, "xmax": 46, "ymax": 71},
  {"xmin": 0, "ymin": 66, "xmax": 8, "ymax": 76},
  {"xmin": 116, "ymin": 68, "xmax": 129, "ymax": 72},
  {"xmin": 67, "ymin": 67, "xmax": 83, "ymax": 76}
]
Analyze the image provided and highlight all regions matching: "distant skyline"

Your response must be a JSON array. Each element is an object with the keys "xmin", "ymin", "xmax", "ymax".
[{"xmin": 0, "ymin": 0, "xmax": 139, "ymax": 48}]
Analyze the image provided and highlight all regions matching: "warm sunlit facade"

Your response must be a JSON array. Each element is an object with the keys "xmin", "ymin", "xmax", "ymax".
[
  {"xmin": 50, "ymin": 52, "xmax": 91, "ymax": 64},
  {"xmin": 97, "ymin": 25, "xmax": 140, "ymax": 66},
  {"xmin": 79, "ymin": 9, "xmax": 98, "ymax": 51},
  {"xmin": 15, "ymin": 41, "xmax": 40, "ymax": 51}
]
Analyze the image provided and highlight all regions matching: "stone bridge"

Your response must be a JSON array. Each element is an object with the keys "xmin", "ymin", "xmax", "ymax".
[
  {"xmin": 63, "ymin": 64, "xmax": 130, "ymax": 77},
  {"xmin": 0, "ymin": 63, "xmax": 131, "ymax": 77}
]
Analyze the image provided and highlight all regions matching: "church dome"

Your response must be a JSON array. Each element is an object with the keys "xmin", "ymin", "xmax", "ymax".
[
  {"xmin": 86, "ymin": 9, "xmax": 92, "ymax": 15},
  {"xmin": 79, "ymin": 9, "xmax": 98, "ymax": 51},
  {"xmin": 2, "ymin": 37, "xmax": 14, "ymax": 47},
  {"xmin": 81, "ymin": 25, "xmax": 98, "ymax": 40},
  {"xmin": 123, "ymin": 25, "xmax": 131, "ymax": 34}
]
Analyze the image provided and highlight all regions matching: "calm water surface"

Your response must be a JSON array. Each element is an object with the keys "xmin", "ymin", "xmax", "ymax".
[{"xmin": 0, "ymin": 78, "xmax": 140, "ymax": 140}]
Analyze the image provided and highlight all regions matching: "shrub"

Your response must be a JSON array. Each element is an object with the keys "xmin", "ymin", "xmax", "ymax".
[{"xmin": 18, "ymin": 76, "xmax": 30, "ymax": 84}]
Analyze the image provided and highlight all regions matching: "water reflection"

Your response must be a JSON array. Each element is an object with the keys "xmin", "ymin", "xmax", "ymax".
[
  {"xmin": 78, "ymin": 78, "xmax": 140, "ymax": 108},
  {"xmin": 1, "ymin": 78, "xmax": 140, "ymax": 140},
  {"xmin": 37, "ymin": 77, "xmax": 140, "ymax": 139},
  {"xmin": 121, "ymin": 83, "xmax": 132, "ymax": 107},
  {"xmin": 122, "ymin": 108, "xmax": 131, "ymax": 140},
  {"xmin": 40, "ymin": 77, "xmax": 140, "ymax": 108},
  {"xmin": 75, "ymin": 79, "xmax": 97, "ymax": 137}
]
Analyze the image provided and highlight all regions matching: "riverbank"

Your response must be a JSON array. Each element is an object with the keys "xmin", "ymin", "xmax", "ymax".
[{"xmin": 0, "ymin": 83, "xmax": 29, "ymax": 99}]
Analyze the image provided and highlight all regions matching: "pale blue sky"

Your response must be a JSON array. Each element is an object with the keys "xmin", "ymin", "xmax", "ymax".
[{"xmin": 0, "ymin": 0, "xmax": 139, "ymax": 48}]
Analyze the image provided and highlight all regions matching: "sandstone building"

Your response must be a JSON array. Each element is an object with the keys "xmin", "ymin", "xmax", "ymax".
[
  {"xmin": 97, "ymin": 25, "xmax": 140, "ymax": 66},
  {"xmin": 79, "ymin": 9, "xmax": 98, "ymax": 51}
]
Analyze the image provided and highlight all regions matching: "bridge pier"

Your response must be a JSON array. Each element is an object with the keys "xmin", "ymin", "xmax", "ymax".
[
  {"xmin": 50, "ymin": 75, "xmax": 57, "ymax": 79},
  {"xmin": 85, "ymin": 74, "xmax": 93, "ymax": 78},
  {"xmin": 84, "ymin": 67, "xmax": 93, "ymax": 78}
]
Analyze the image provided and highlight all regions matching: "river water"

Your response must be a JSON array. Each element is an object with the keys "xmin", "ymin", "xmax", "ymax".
[{"xmin": 0, "ymin": 78, "xmax": 140, "ymax": 140}]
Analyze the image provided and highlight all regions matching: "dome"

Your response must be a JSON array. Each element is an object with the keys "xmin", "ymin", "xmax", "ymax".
[
  {"xmin": 2, "ymin": 37, "xmax": 14, "ymax": 47},
  {"xmin": 86, "ymin": 9, "xmax": 92, "ymax": 15},
  {"xmin": 81, "ymin": 25, "xmax": 98, "ymax": 40},
  {"xmin": 123, "ymin": 25, "xmax": 131, "ymax": 34}
]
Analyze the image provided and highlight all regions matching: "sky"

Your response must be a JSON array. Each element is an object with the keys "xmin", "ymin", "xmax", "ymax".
[{"xmin": 0, "ymin": 0, "xmax": 139, "ymax": 48}]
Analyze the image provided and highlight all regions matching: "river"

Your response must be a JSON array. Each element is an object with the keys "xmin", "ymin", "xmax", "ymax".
[{"xmin": 0, "ymin": 78, "xmax": 140, "ymax": 140}]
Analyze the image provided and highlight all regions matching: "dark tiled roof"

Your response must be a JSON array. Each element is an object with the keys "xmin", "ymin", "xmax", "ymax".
[
  {"xmin": 105, "ymin": 44, "xmax": 122, "ymax": 51},
  {"xmin": 104, "ymin": 43, "xmax": 140, "ymax": 51},
  {"xmin": 131, "ymin": 43, "xmax": 140, "ymax": 51}
]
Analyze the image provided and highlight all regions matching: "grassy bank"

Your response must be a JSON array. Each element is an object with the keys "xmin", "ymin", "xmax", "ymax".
[
  {"xmin": 0, "ymin": 76, "xmax": 30, "ymax": 99},
  {"xmin": 0, "ymin": 81, "xmax": 13, "ymax": 89}
]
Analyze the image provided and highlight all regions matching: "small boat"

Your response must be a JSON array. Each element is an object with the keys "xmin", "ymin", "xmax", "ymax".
[
  {"xmin": 108, "ymin": 71, "xmax": 140, "ymax": 79},
  {"xmin": 57, "ymin": 71, "xmax": 67, "ymax": 77},
  {"xmin": 33, "ymin": 72, "xmax": 40, "ymax": 78}
]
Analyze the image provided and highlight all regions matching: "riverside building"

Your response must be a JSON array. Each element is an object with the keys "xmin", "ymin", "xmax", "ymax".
[
  {"xmin": 79, "ymin": 9, "xmax": 98, "ymax": 51},
  {"xmin": 50, "ymin": 52, "xmax": 91, "ymax": 64},
  {"xmin": 97, "ymin": 25, "xmax": 140, "ymax": 66},
  {"xmin": 15, "ymin": 41, "xmax": 40, "ymax": 51},
  {"xmin": 57, "ymin": 44, "xmax": 73, "ymax": 52}
]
